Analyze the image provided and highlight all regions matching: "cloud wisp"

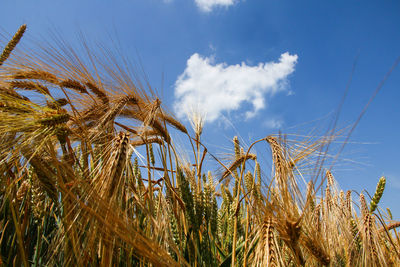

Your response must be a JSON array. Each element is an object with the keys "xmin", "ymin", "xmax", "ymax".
[
  {"xmin": 195, "ymin": 0, "xmax": 237, "ymax": 12},
  {"xmin": 173, "ymin": 52, "xmax": 298, "ymax": 123}
]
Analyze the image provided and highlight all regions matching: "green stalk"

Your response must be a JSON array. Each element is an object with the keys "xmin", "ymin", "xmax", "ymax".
[
  {"xmin": 231, "ymin": 137, "xmax": 266, "ymax": 266},
  {"xmin": 10, "ymin": 201, "xmax": 29, "ymax": 267}
]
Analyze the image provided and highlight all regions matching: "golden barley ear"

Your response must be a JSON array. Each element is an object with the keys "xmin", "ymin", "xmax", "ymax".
[{"xmin": 0, "ymin": 24, "xmax": 26, "ymax": 66}]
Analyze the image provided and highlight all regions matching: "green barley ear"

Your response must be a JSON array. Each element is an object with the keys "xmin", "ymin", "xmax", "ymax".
[
  {"xmin": 387, "ymin": 208, "xmax": 393, "ymax": 220},
  {"xmin": 370, "ymin": 176, "xmax": 386, "ymax": 213},
  {"xmin": 0, "ymin": 24, "xmax": 26, "ymax": 66},
  {"xmin": 350, "ymin": 218, "xmax": 362, "ymax": 251},
  {"xmin": 244, "ymin": 171, "xmax": 254, "ymax": 193},
  {"xmin": 149, "ymin": 143, "xmax": 155, "ymax": 166},
  {"xmin": 133, "ymin": 157, "xmax": 143, "ymax": 191},
  {"xmin": 233, "ymin": 136, "xmax": 240, "ymax": 160},
  {"xmin": 254, "ymin": 162, "xmax": 262, "ymax": 200},
  {"xmin": 133, "ymin": 157, "xmax": 139, "ymax": 178},
  {"xmin": 177, "ymin": 166, "xmax": 195, "ymax": 229},
  {"xmin": 195, "ymin": 190, "xmax": 204, "ymax": 232},
  {"xmin": 210, "ymin": 194, "xmax": 218, "ymax": 236},
  {"xmin": 306, "ymin": 181, "xmax": 315, "ymax": 211}
]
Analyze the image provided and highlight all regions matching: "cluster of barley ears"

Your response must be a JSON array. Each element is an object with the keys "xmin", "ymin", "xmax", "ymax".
[{"xmin": 0, "ymin": 25, "xmax": 399, "ymax": 266}]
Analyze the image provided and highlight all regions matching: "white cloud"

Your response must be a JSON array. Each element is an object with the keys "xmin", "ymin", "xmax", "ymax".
[
  {"xmin": 173, "ymin": 52, "xmax": 298, "ymax": 123},
  {"xmin": 195, "ymin": 0, "xmax": 237, "ymax": 12},
  {"xmin": 264, "ymin": 118, "xmax": 284, "ymax": 129}
]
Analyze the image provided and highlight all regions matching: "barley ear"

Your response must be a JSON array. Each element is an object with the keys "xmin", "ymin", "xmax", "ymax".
[
  {"xmin": 0, "ymin": 24, "xmax": 26, "ymax": 66},
  {"xmin": 233, "ymin": 136, "xmax": 240, "ymax": 159},
  {"xmin": 149, "ymin": 143, "xmax": 155, "ymax": 166},
  {"xmin": 387, "ymin": 208, "xmax": 393, "ymax": 220},
  {"xmin": 370, "ymin": 176, "xmax": 386, "ymax": 213},
  {"xmin": 360, "ymin": 193, "xmax": 369, "ymax": 218}
]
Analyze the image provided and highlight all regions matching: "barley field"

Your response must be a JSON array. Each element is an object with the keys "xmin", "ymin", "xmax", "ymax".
[{"xmin": 0, "ymin": 24, "xmax": 399, "ymax": 267}]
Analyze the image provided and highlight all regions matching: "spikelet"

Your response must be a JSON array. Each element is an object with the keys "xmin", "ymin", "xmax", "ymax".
[
  {"xmin": 325, "ymin": 186, "xmax": 332, "ymax": 212},
  {"xmin": 133, "ymin": 157, "xmax": 144, "ymax": 192},
  {"xmin": 86, "ymin": 82, "xmax": 109, "ymax": 104},
  {"xmin": 306, "ymin": 181, "xmax": 315, "ymax": 211},
  {"xmin": 227, "ymin": 199, "xmax": 237, "ymax": 244},
  {"xmin": 38, "ymin": 110, "xmax": 70, "ymax": 127},
  {"xmin": 254, "ymin": 162, "xmax": 262, "ymax": 201},
  {"xmin": 210, "ymin": 193, "xmax": 218, "ymax": 236},
  {"xmin": 206, "ymin": 171, "xmax": 218, "ymax": 235},
  {"xmin": 303, "ymin": 236, "xmax": 330, "ymax": 266},
  {"xmin": 362, "ymin": 213, "xmax": 379, "ymax": 263},
  {"xmin": 265, "ymin": 136, "xmax": 291, "ymax": 195},
  {"xmin": 312, "ymin": 204, "xmax": 321, "ymax": 232},
  {"xmin": 149, "ymin": 143, "xmax": 155, "ymax": 166},
  {"xmin": 9, "ymin": 80, "xmax": 50, "ymax": 95},
  {"xmin": 387, "ymin": 208, "xmax": 393, "ymax": 220},
  {"xmin": 133, "ymin": 157, "xmax": 140, "ymax": 179},
  {"xmin": 233, "ymin": 136, "xmax": 240, "ymax": 160},
  {"xmin": 0, "ymin": 24, "xmax": 26, "ymax": 66},
  {"xmin": 159, "ymin": 113, "xmax": 187, "ymax": 134},
  {"xmin": 169, "ymin": 208, "xmax": 180, "ymax": 247},
  {"xmin": 326, "ymin": 169, "xmax": 335, "ymax": 187},
  {"xmin": 244, "ymin": 171, "xmax": 254, "ymax": 193},
  {"xmin": 13, "ymin": 69, "xmax": 59, "ymax": 84},
  {"xmin": 360, "ymin": 193, "xmax": 369, "ymax": 218},
  {"xmin": 281, "ymin": 218, "xmax": 304, "ymax": 266},
  {"xmin": 350, "ymin": 218, "xmax": 362, "ymax": 251},
  {"xmin": 254, "ymin": 218, "xmax": 278, "ymax": 266},
  {"xmin": 0, "ymin": 85, "xmax": 29, "ymax": 100},
  {"xmin": 29, "ymin": 170, "xmax": 47, "ymax": 219},
  {"xmin": 131, "ymin": 137, "xmax": 163, "ymax": 147},
  {"xmin": 107, "ymin": 132, "xmax": 130, "ymax": 198},
  {"xmin": 98, "ymin": 95, "xmax": 137, "ymax": 129},
  {"xmin": 370, "ymin": 176, "xmax": 386, "ymax": 213},
  {"xmin": 339, "ymin": 190, "xmax": 345, "ymax": 209},
  {"xmin": 203, "ymin": 176, "xmax": 212, "ymax": 222},
  {"xmin": 25, "ymin": 153, "xmax": 58, "ymax": 203},
  {"xmin": 380, "ymin": 221, "xmax": 400, "ymax": 232},
  {"xmin": 220, "ymin": 153, "xmax": 257, "ymax": 181},
  {"xmin": 55, "ymin": 125, "xmax": 70, "ymax": 145},
  {"xmin": 59, "ymin": 79, "xmax": 88, "ymax": 94},
  {"xmin": 15, "ymin": 180, "xmax": 31, "ymax": 207},
  {"xmin": 265, "ymin": 219, "xmax": 278, "ymax": 267},
  {"xmin": 345, "ymin": 190, "xmax": 352, "ymax": 217},
  {"xmin": 194, "ymin": 190, "xmax": 204, "ymax": 233},
  {"xmin": 176, "ymin": 167, "xmax": 195, "ymax": 229},
  {"xmin": 47, "ymin": 98, "xmax": 68, "ymax": 109}
]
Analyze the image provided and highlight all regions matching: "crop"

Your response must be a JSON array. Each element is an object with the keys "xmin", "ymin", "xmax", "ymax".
[{"xmin": 0, "ymin": 24, "xmax": 399, "ymax": 266}]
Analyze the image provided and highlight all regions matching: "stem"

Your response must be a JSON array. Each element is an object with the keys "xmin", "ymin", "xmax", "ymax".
[
  {"xmin": 231, "ymin": 137, "xmax": 267, "ymax": 266},
  {"xmin": 10, "ymin": 200, "xmax": 29, "ymax": 267}
]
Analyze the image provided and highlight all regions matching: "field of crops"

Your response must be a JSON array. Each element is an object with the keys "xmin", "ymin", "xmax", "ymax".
[{"xmin": 0, "ymin": 25, "xmax": 399, "ymax": 266}]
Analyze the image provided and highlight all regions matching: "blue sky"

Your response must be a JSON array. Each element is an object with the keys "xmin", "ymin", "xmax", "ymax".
[{"xmin": 2, "ymin": 0, "xmax": 400, "ymax": 216}]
